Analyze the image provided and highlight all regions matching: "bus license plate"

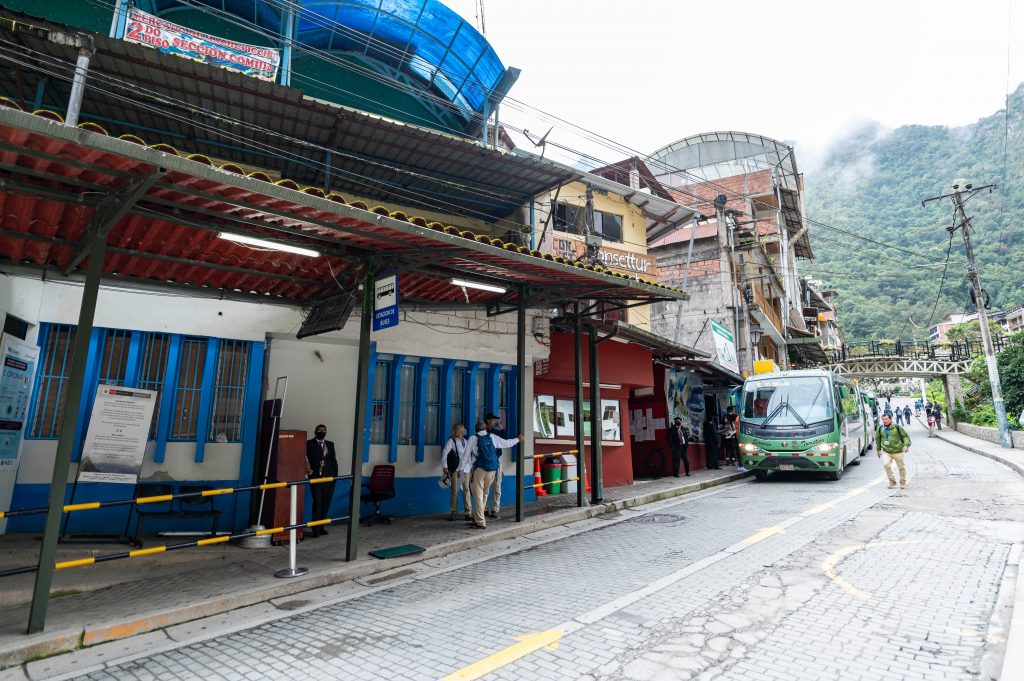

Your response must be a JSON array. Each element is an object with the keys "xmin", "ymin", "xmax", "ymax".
[{"xmin": 779, "ymin": 464, "xmax": 795, "ymax": 471}]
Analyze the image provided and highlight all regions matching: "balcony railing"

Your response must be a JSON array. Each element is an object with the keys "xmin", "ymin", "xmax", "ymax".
[{"xmin": 824, "ymin": 336, "xmax": 1011, "ymax": 363}]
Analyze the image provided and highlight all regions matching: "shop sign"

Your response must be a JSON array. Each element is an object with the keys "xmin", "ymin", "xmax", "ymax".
[
  {"xmin": 373, "ymin": 273, "xmax": 398, "ymax": 331},
  {"xmin": 123, "ymin": 8, "xmax": 281, "ymax": 81},
  {"xmin": 78, "ymin": 386, "xmax": 158, "ymax": 484},
  {"xmin": 711, "ymin": 319, "xmax": 739, "ymax": 374},
  {"xmin": 550, "ymin": 237, "xmax": 654, "ymax": 276}
]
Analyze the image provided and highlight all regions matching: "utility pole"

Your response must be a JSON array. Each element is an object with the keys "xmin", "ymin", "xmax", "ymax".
[{"xmin": 922, "ymin": 183, "xmax": 1010, "ymax": 448}]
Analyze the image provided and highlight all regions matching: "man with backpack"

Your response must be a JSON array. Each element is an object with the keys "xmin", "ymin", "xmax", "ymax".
[
  {"xmin": 876, "ymin": 413, "xmax": 911, "ymax": 489},
  {"xmin": 903, "ymin": 405, "xmax": 912, "ymax": 424},
  {"xmin": 894, "ymin": 406, "xmax": 904, "ymax": 426},
  {"xmin": 467, "ymin": 421, "xmax": 524, "ymax": 529}
]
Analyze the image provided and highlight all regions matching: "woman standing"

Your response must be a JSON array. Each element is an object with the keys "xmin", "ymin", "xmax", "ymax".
[{"xmin": 440, "ymin": 424, "xmax": 471, "ymax": 521}]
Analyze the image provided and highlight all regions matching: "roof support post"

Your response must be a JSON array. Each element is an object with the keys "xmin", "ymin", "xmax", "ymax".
[
  {"xmin": 278, "ymin": 3, "xmax": 296, "ymax": 87},
  {"xmin": 346, "ymin": 264, "xmax": 374, "ymax": 561},
  {"xmin": 108, "ymin": 0, "xmax": 129, "ymax": 39},
  {"xmin": 515, "ymin": 285, "xmax": 526, "ymax": 523},
  {"xmin": 64, "ymin": 36, "xmax": 95, "ymax": 128},
  {"xmin": 574, "ymin": 306, "xmax": 588, "ymax": 508},
  {"xmin": 27, "ymin": 231, "xmax": 105, "ymax": 633},
  {"xmin": 588, "ymin": 324, "xmax": 603, "ymax": 504},
  {"xmin": 63, "ymin": 171, "xmax": 163, "ymax": 276}
]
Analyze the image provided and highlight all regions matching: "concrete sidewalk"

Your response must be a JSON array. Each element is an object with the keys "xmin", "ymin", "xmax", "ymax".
[
  {"xmin": 931, "ymin": 424, "xmax": 1024, "ymax": 681},
  {"xmin": 0, "ymin": 467, "xmax": 748, "ymax": 670}
]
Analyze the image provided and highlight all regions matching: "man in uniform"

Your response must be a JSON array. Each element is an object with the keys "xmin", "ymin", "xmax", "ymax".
[{"xmin": 305, "ymin": 424, "xmax": 338, "ymax": 537}]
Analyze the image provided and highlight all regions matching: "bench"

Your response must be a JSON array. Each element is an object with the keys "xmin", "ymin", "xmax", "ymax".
[{"xmin": 130, "ymin": 484, "xmax": 222, "ymax": 547}]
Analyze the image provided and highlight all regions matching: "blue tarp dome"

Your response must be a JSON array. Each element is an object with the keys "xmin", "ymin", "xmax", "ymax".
[{"xmin": 147, "ymin": 0, "xmax": 512, "ymax": 133}]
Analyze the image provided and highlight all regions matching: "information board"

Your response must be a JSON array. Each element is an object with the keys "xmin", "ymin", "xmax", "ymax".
[
  {"xmin": 711, "ymin": 319, "xmax": 739, "ymax": 374},
  {"xmin": 78, "ymin": 385, "xmax": 158, "ymax": 484},
  {"xmin": 0, "ymin": 334, "xmax": 38, "ymax": 470}
]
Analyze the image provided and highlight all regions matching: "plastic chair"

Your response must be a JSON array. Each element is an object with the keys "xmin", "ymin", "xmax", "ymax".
[{"xmin": 360, "ymin": 465, "xmax": 396, "ymax": 526}]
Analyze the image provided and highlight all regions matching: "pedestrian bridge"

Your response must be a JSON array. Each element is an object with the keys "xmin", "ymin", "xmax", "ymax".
[{"xmin": 823, "ymin": 338, "xmax": 1008, "ymax": 379}]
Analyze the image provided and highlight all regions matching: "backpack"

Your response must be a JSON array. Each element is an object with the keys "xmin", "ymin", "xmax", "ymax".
[{"xmin": 473, "ymin": 432, "xmax": 499, "ymax": 471}]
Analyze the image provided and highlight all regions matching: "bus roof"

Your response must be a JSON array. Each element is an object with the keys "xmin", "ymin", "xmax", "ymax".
[{"xmin": 742, "ymin": 369, "xmax": 834, "ymax": 383}]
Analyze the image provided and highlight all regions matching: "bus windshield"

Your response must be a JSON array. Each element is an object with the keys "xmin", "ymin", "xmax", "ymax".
[{"xmin": 741, "ymin": 377, "xmax": 834, "ymax": 427}]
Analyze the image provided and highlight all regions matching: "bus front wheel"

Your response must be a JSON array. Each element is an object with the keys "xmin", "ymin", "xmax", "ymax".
[
  {"xmin": 754, "ymin": 470, "xmax": 769, "ymax": 482},
  {"xmin": 827, "ymin": 466, "xmax": 843, "ymax": 481}
]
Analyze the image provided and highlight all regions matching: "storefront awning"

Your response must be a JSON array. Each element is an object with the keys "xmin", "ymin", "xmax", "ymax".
[{"xmin": 0, "ymin": 108, "xmax": 688, "ymax": 310}]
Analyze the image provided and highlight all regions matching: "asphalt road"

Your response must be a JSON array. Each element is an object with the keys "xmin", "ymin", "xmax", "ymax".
[{"xmin": 49, "ymin": 411, "xmax": 1024, "ymax": 681}]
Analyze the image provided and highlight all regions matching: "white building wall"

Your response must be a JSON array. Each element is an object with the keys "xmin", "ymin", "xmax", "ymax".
[{"xmin": 0, "ymin": 273, "xmax": 547, "ymax": 489}]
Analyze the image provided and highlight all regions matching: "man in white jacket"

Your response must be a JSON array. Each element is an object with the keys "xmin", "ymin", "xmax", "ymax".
[{"xmin": 441, "ymin": 424, "xmax": 471, "ymax": 521}]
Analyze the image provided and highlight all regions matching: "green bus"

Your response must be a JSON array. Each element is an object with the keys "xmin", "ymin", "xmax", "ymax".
[
  {"xmin": 738, "ymin": 369, "xmax": 865, "ymax": 481},
  {"xmin": 860, "ymin": 390, "xmax": 878, "ymax": 455}
]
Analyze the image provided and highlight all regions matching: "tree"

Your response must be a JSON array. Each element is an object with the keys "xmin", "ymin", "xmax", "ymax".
[
  {"xmin": 945, "ymin": 319, "xmax": 1004, "ymax": 342},
  {"xmin": 998, "ymin": 333, "xmax": 1024, "ymax": 422}
]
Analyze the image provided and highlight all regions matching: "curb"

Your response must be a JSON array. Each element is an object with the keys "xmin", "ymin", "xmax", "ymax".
[
  {"xmin": 0, "ymin": 470, "xmax": 750, "ymax": 670},
  {"xmin": 932, "ymin": 432, "xmax": 1024, "ymax": 479}
]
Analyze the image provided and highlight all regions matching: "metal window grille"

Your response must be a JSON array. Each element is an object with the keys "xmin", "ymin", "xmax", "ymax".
[
  {"xmin": 424, "ymin": 365, "xmax": 440, "ymax": 445},
  {"xmin": 397, "ymin": 363, "xmax": 416, "ymax": 445},
  {"xmin": 370, "ymin": 360, "xmax": 390, "ymax": 444},
  {"xmin": 97, "ymin": 329, "xmax": 131, "ymax": 386},
  {"xmin": 449, "ymin": 366, "xmax": 465, "ymax": 432},
  {"xmin": 170, "ymin": 337, "xmax": 207, "ymax": 440},
  {"xmin": 474, "ymin": 371, "xmax": 486, "ymax": 424},
  {"xmin": 30, "ymin": 324, "xmax": 77, "ymax": 439},
  {"xmin": 209, "ymin": 340, "xmax": 250, "ymax": 443},
  {"xmin": 498, "ymin": 370, "xmax": 510, "ymax": 431},
  {"xmin": 137, "ymin": 333, "xmax": 170, "ymax": 439}
]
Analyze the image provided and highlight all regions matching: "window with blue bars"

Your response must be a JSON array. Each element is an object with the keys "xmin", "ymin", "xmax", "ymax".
[
  {"xmin": 209, "ymin": 340, "xmax": 250, "ymax": 443},
  {"xmin": 370, "ymin": 360, "xmax": 391, "ymax": 444},
  {"xmin": 424, "ymin": 365, "xmax": 441, "ymax": 445},
  {"xmin": 97, "ymin": 329, "xmax": 131, "ymax": 386},
  {"xmin": 29, "ymin": 325, "xmax": 255, "ymax": 451},
  {"xmin": 397, "ymin": 363, "xmax": 417, "ymax": 445},
  {"xmin": 170, "ymin": 338, "xmax": 207, "ymax": 441},
  {"xmin": 30, "ymin": 324, "xmax": 77, "ymax": 438},
  {"xmin": 138, "ymin": 333, "xmax": 170, "ymax": 439},
  {"xmin": 498, "ymin": 370, "xmax": 511, "ymax": 432},
  {"xmin": 450, "ymin": 366, "xmax": 465, "ymax": 432}
]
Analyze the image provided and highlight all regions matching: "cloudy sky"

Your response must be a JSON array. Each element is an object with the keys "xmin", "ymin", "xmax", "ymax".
[{"xmin": 446, "ymin": 0, "xmax": 1022, "ymax": 168}]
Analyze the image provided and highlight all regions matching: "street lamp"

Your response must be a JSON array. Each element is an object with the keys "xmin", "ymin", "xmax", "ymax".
[{"xmin": 749, "ymin": 320, "xmax": 763, "ymax": 347}]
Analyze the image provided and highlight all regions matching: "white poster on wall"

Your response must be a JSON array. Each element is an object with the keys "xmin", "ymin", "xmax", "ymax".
[
  {"xmin": 78, "ymin": 385, "xmax": 157, "ymax": 484},
  {"xmin": 556, "ymin": 399, "xmax": 574, "ymax": 438},
  {"xmin": 0, "ymin": 333, "xmax": 38, "ymax": 534}
]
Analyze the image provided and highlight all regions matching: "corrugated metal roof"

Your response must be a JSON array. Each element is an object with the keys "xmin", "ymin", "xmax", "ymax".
[
  {"xmin": 0, "ymin": 108, "xmax": 688, "ymax": 309},
  {"xmin": 0, "ymin": 8, "xmax": 573, "ymax": 223}
]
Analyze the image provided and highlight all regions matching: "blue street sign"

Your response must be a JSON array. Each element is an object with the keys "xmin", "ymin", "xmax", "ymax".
[{"xmin": 373, "ymin": 273, "xmax": 398, "ymax": 331}]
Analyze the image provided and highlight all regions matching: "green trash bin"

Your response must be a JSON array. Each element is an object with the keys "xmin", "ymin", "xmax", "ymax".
[{"xmin": 541, "ymin": 462, "xmax": 563, "ymax": 494}]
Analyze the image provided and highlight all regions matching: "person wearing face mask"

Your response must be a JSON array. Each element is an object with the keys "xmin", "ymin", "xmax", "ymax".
[{"xmin": 305, "ymin": 424, "xmax": 339, "ymax": 537}]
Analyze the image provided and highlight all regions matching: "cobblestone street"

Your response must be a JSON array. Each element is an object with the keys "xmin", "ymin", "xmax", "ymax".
[{"xmin": 21, "ymin": 416, "xmax": 1024, "ymax": 681}]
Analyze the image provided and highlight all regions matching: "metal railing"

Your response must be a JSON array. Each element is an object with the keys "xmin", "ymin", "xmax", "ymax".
[{"xmin": 825, "ymin": 336, "xmax": 1012, "ymax": 364}]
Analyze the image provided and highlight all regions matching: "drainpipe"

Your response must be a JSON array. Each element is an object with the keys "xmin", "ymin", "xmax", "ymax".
[
  {"xmin": 529, "ymin": 198, "xmax": 536, "ymax": 250},
  {"xmin": 64, "ymin": 37, "xmax": 95, "ymax": 128}
]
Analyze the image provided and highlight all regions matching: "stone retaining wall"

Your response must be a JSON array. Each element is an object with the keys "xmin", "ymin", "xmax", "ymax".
[{"xmin": 955, "ymin": 422, "xmax": 1024, "ymax": 448}]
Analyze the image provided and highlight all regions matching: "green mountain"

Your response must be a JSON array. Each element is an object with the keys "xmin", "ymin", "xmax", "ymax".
[{"xmin": 802, "ymin": 84, "xmax": 1024, "ymax": 341}]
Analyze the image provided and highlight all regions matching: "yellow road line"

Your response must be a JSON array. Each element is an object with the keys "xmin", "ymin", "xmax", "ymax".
[
  {"xmin": 821, "ymin": 540, "xmax": 919, "ymax": 602},
  {"xmin": 441, "ymin": 629, "xmax": 564, "ymax": 681},
  {"xmin": 802, "ymin": 502, "xmax": 836, "ymax": 516},
  {"xmin": 742, "ymin": 526, "xmax": 784, "ymax": 544}
]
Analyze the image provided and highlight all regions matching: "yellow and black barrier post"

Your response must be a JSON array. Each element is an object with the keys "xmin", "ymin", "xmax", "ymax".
[{"xmin": 0, "ymin": 514, "xmax": 351, "ymax": 579}]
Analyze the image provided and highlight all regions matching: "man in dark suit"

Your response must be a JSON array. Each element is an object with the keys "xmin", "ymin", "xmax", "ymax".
[
  {"xmin": 668, "ymin": 416, "xmax": 690, "ymax": 477},
  {"xmin": 306, "ymin": 424, "xmax": 338, "ymax": 537}
]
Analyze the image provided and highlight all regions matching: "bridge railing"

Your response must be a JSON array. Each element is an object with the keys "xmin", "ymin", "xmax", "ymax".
[{"xmin": 826, "ymin": 336, "xmax": 1012, "ymax": 364}]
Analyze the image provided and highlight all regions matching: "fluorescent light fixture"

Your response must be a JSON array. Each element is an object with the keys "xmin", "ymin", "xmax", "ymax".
[
  {"xmin": 450, "ymin": 278, "xmax": 506, "ymax": 294},
  {"xmin": 218, "ymin": 232, "xmax": 320, "ymax": 258}
]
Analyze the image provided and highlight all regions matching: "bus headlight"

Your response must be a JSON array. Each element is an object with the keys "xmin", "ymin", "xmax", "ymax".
[
  {"xmin": 741, "ymin": 443, "xmax": 759, "ymax": 452},
  {"xmin": 815, "ymin": 442, "xmax": 838, "ymax": 452}
]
